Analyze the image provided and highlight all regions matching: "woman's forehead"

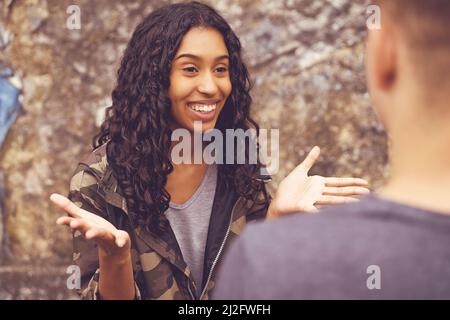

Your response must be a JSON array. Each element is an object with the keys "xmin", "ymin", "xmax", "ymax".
[{"xmin": 175, "ymin": 27, "xmax": 229, "ymax": 59}]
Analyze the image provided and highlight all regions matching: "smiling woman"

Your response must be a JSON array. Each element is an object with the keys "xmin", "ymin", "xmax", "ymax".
[
  {"xmin": 49, "ymin": 1, "xmax": 369, "ymax": 300},
  {"xmin": 50, "ymin": 1, "xmax": 271, "ymax": 300}
]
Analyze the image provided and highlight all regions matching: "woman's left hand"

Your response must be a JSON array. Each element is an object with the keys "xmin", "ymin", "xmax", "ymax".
[{"xmin": 267, "ymin": 146, "xmax": 370, "ymax": 219}]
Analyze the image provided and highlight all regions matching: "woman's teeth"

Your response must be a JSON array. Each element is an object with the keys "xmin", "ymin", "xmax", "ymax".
[{"xmin": 189, "ymin": 104, "xmax": 217, "ymax": 113}]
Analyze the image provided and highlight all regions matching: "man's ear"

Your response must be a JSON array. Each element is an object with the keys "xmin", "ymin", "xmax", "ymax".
[{"xmin": 367, "ymin": 22, "xmax": 397, "ymax": 92}]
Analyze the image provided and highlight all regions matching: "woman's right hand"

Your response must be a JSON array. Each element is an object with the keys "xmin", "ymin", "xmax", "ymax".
[{"xmin": 50, "ymin": 193, "xmax": 131, "ymax": 259}]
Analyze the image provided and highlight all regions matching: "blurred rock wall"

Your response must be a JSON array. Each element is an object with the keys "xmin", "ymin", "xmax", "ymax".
[{"xmin": 0, "ymin": 0, "xmax": 388, "ymax": 298}]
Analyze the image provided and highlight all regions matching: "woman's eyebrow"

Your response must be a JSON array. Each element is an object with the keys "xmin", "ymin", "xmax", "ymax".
[{"xmin": 174, "ymin": 53, "xmax": 229, "ymax": 61}]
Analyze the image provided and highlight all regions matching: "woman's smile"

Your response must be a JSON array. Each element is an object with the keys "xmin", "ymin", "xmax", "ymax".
[{"xmin": 186, "ymin": 99, "xmax": 221, "ymax": 122}]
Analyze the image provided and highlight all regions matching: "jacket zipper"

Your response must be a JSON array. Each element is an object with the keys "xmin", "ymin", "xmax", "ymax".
[
  {"xmin": 198, "ymin": 198, "xmax": 242, "ymax": 300},
  {"xmin": 187, "ymin": 281, "xmax": 195, "ymax": 300}
]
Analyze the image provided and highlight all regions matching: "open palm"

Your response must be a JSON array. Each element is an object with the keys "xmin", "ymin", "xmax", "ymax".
[
  {"xmin": 267, "ymin": 147, "xmax": 370, "ymax": 219},
  {"xmin": 50, "ymin": 193, "xmax": 131, "ymax": 257}
]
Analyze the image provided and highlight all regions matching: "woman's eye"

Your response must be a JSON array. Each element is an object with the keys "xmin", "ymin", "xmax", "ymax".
[
  {"xmin": 216, "ymin": 67, "xmax": 228, "ymax": 73},
  {"xmin": 183, "ymin": 66, "xmax": 198, "ymax": 73}
]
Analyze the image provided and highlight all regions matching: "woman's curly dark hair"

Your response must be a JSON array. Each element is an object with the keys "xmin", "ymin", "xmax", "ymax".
[{"xmin": 93, "ymin": 1, "xmax": 270, "ymax": 230}]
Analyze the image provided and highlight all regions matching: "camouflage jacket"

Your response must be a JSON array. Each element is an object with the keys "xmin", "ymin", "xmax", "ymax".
[{"xmin": 68, "ymin": 143, "xmax": 269, "ymax": 300}]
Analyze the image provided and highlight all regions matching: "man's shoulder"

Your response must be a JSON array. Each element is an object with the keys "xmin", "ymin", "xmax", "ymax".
[
  {"xmin": 245, "ymin": 198, "xmax": 378, "ymax": 237},
  {"xmin": 236, "ymin": 196, "xmax": 401, "ymax": 261},
  {"xmin": 239, "ymin": 195, "xmax": 450, "ymax": 258}
]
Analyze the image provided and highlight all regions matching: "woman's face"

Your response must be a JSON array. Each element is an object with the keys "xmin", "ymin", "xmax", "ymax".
[{"xmin": 169, "ymin": 27, "xmax": 232, "ymax": 133}]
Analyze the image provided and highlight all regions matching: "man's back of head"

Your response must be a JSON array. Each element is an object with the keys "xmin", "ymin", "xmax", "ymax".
[
  {"xmin": 367, "ymin": 0, "xmax": 450, "ymax": 213},
  {"xmin": 213, "ymin": 1, "xmax": 450, "ymax": 300},
  {"xmin": 369, "ymin": 0, "xmax": 450, "ymax": 105}
]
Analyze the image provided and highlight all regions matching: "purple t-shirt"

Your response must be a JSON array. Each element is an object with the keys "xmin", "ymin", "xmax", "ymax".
[{"xmin": 214, "ymin": 195, "xmax": 450, "ymax": 299}]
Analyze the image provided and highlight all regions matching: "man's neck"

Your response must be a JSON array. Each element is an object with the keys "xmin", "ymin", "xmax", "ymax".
[{"xmin": 378, "ymin": 133, "xmax": 450, "ymax": 214}]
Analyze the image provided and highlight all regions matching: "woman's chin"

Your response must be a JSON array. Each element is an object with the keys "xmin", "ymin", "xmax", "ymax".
[{"xmin": 185, "ymin": 119, "xmax": 217, "ymax": 133}]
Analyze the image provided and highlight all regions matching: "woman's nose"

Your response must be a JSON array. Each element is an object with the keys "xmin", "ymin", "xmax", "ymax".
[{"xmin": 197, "ymin": 72, "xmax": 219, "ymax": 95}]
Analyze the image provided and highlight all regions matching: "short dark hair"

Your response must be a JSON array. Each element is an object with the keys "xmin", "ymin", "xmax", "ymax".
[
  {"xmin": 375, "ymin": 0, "xmax": 450, "ymax": 47},
  {"xmin": 374, "ymin": 0, "xmax": 450, "ymax": 88}
]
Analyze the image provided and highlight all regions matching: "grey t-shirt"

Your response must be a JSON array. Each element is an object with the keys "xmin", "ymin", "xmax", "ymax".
[
  {"xmin": 165, "ymin": 164, "xmax": 217, "ymax": 298},
  {"xmin": 214, "ymin": 195, "xmax": 450, "ymax": 299}
]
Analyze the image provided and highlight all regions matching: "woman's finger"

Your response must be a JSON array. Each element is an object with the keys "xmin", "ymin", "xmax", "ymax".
[
  {"xmin": 114, "ymin": 230, "xmax": 129, "ymax": 248},
  {"xmin": 85, "ymin": 228, "xmax": 100, "ymax": 240},
  {"xmin": 92, "ymin": 228, "xmax": 116, "ymax": 243},
  {"xmin": 316, "ymin": 195, "xmax": 359, "ymax": 205},
  {"xmin": 324, "ymin": 177, "xmax": 369, "ymax": 187},
  {"xmin": 85, "ymin": 228, "xmax": 115, "ymax": 248},
  {"xmin": 297, "ymin": 146, "xmax": 321, "ymax": 174},
  {"xmin": 323, "ymin": 186, "xmax": 370, "ymax": 196},
  {"xmin": 57, "ymin": 217, "xmax": 91, "ymax": 236},
  {"xmin": 68, "ymin": 219, "xmax": 91, "ymax": 235},
  {"xmin": 50, "ymin": 193, "xmax": 85, "ymax": 218},
  {"xmin": 56, "ymin": 216, "xmax": 74, "ymax": 226}
]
